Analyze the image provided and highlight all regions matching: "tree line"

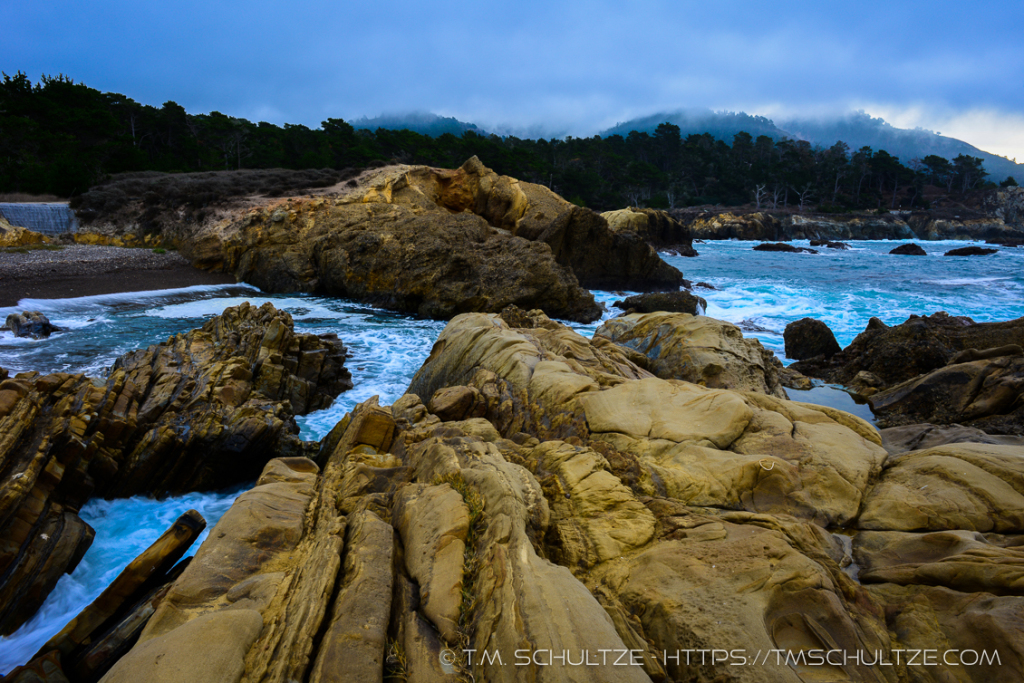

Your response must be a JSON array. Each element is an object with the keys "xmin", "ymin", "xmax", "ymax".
[{"xmin": 1, "ymin": 72, "xmax": 1015, "ymax": 211}]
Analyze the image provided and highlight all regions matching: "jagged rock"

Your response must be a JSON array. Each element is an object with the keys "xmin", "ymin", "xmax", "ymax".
[
  {"xmin": 868, "ymin": 354, "xmax": 1024, "ymax": 432},
  {"xmin": 600, "ymin": 207, "xmax": 695, "ymax": 255},
  {"xmin": 857, "ymin": 443, "xmax": 1024, "ymax": 532},
  {"xmin": 784, "ymin": 317, "xmax": 842, "ymax": 361},
  {"xmin": 0, "ymin": 302, "xmax": 351, "ymax": 635},
  {"xmin": 809, "ymin": 239, "xmax": 849, "ymax": 249},
  {"xmin": 597, "ymin": 312, "xmax": 788, "ymax": 397},
  {"xmin": 908, "ymin": 212, "xmax": 1023, "ymax": 240},
  {"xmin": 790, "ymin": 312, "xmax": 1024, "ymax": 389},
  {"xmin": 611, "ymin": 291, "xmax": 706, "ymax": 316},
  {"xmin": 0, "ymin": 218, "xmax": 49, "ymax": 248},
  {"xmin": 184, "ymin": 159, "xmax": 683, "ymax": 322},
  {"xmin": 4, "ymin": 312, "xmax": 61, "ymax": 339},
  {"xmin": 785, "ymin": 214, "xmax": 915, "ymax": 240},
  {"xmin": 753, "ymin": 242, "xmax": 817, "ymax": 253},
  {"xmin": 889, "ymin": 242, "xmax": 927, "ymax": 255},
  {"xmin": 945, "ymin": 246, "xmax": 999, "ymax": 256},
  {"xmin": 880, "ymin": 423, "xmax": 1024, "ymax": 455}
]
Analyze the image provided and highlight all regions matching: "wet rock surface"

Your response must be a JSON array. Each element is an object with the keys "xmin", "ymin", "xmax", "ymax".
[
  {"xmin": 0, "ymin": 302, "xmax": 352, "ymax": 636},
  {"xmin": 945, "ymin": 246, "xmax": 999, "ymax": 256},
  {"xmin": 4, "ymin": 311, "xmax": 61, "ymax": 339},
  {"xmin": 784, "ymin": 317, "xmax": 842, "ymax": 361},
  {"xmin": 753, "ymin": 241, "xmax": 817, "ymax": 253},
  {"xmin": 611, "ymin": 290, "xmax": 707, "ymax": 316},
  {"xmin": 889, "ymin": 242, "xmax": 927, "ymax": 255}
]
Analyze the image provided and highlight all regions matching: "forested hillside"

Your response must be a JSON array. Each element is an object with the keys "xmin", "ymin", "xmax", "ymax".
[{"xmin": 1, "ymin": 72, "xmax": 1014, "ymax": 211}]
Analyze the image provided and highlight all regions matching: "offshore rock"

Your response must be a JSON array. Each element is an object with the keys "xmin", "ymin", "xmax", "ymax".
[
  {"xmin": 791, "ymin": 312, "xmax": 1024, "ymax": 389},
  {"xmin": 611, "ymin": 290, "xmax": 706, "ymax": 316},
  {"xmin": 184, "ymin": 158, "xmax": 683, "ymax": 321},
  {"xmin": 945, "ymin": 245, "xmax": 999, "ymax": 256},
  {"xmin": 753, "ymin": 242, "xmax": 817, "ymax": 253},
  {"xmin": 784, "ymin": 317, "xmax": 842, "ymax": 361},
  {"xmin": 0, "ymin": 302, "xmax": 351, "ymax": 635},
  {"xmin": 889, "ymin": 242, "xmax": 927, "ymax": 255},
  {"xmin": 4, "ymin": 311, "xmax": 61, "ymax": 339},
  {"xmin": 597, "ymin": 312, "xmax": 788, "ymax": 397}
]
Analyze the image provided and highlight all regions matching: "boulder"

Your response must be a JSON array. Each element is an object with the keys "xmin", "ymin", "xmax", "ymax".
[
  {"xmin": 5, "ymin": 311, "xmax": 61, "ymax": 339},
  {"xmin": 945, "ymin": 246, "xmax": 999, "ymax": 256},
  {"xmin": 753, "ymin": 242, "xmax": 817, "ymax": 253},
  {"xmin": 783, "ymin": 317, "xmax": 842, "ymax": 361},
  {"xmin": 611, "ymin": 291, "xmax": 706, "ymax": 316},
  {"xmin": 791, "ymin": 312, "xmax": 1024, "ymax": 389},
  {"xmin": 880, "ymin": 423, "xmax": 1024, "ymax": 455},
  {"xmin": 0, "ymin": 302, "xmax": 351, "ymax": 634},
  {"xmin": 0, "ymin": 218, "xmax": 49, "ymax": 248},
  {"xmin": 597, "ymin": 312, "xmax": 788, "ymax": 397},
  {"xmin": 809, "ymin": 239, "xmax": 849, "ymax": 249},
  {"xmin": 889, "ymin": 242, "xmax": 927, "ymax": 255}
]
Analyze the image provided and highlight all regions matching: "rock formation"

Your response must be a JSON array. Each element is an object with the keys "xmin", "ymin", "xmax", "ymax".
[
  {"xmin": 601, "ymin": 207, "xmax": 697, "ymax": 255},
  {"xmin": 945, "ymin": 246, "xmax": 999, "ymax": 256},
  {"xmin": 0, "ymin": 302, "xmax": 352, "ymax": 636},
  {"xmin": 611, "ymin": 291, "xmax": 706, "ymax": 316},
  {"xmin": 180, "ymin": 158, "xmax": 683, "ymax": 322},
  {"xmin": 9, "ymin": 308, "xmax": 1024, "ymax": 682},
  {"xmin": 889, "ymin": 243, "xmax": 926, "ymax": 255},
  {"xmin": 0, "ymin": 218, "xmax": 49, "ymax": 248},
  {"xmin": 753, "ymin": 242, "xmax": 817, "ymax": 253},
  {"xmin": 4, "ymin": 311, "xmax": 61, "ymax": 339}
]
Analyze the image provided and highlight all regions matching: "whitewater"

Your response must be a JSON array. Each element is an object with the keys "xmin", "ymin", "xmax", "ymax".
[{"xmin": 1, "ymin": 238, "xmax": 1022, "ymax": 671}]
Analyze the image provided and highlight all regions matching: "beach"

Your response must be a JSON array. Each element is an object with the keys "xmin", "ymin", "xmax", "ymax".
[{"xmin": 0, "ymin": 245, "xmax": 236, "ymax": 307}]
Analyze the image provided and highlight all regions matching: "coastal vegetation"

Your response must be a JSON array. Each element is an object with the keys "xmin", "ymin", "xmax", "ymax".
[{"xmin": 0, "ymin": 72, "xmax": 996, "ymax": 212}]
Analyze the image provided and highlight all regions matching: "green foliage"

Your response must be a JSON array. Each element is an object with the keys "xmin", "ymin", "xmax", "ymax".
[
  {"xmin": 1001, "ymin": 176, "xmax": 1018, "ymax": 187},
  {"xmin": 152, "ymin": 247, "xmax": 166, "ymax": 254},
  {"xmin": 0, "ymin": 72, "xmax": 995, "ymax": 212}
]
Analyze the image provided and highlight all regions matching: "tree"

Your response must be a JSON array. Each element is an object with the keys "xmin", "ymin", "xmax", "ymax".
[
  {"xmin": 952, "ymin": 155, "xmax": 987, "ymax": 194},
  {"xmin": 1001, "ymin": 176, "xmax": 1018, "ymax": 187}
]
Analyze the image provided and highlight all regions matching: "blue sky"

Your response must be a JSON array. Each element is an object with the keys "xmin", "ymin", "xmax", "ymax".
[{"xmin": 3, "ymin": 0, "xmax": 1023, "ymax": 160}]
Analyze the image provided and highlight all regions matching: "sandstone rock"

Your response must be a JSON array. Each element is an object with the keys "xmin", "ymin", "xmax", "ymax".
[
  {"xmin": 0, "ymin": 218, "xmax": 49, "ymax": 248},
  {"xmin": 857, "ymin": 443, "xmax": 1024, "ymax": 532},
  {"xmin": 611, "ymin": 290, "xmax": 706, "ymax": 316},
  {"xmin": 597, "ymin": 312, "xmax": 788, "ymax": 397},
  {"xmin": 868, "ymin": 355, "xmax": 1024, "ymax": 432},
  {"xmin": 682, "ymin": 211, "xmax": 782, "ymax": 240},
  {"xmin": 427, "ymin": 385, "xmax": 486, "ymax": 422},
  {"xmin": 784, "ymin": 317, "xmax": 842, "ymax": 361},
  {"xmin": 889, "ymin": 242, "xmax": 927, "ymax": 255},
  {"xmin": 945, "ymin": 246, "xmax": 999, "ymax": 256},
  {"xmin": 908, "ymin": 211, "xmax": 1024, "ymax": 240},
  {"xmin": 4, "ymin": 312, "xmax": 60, "ymax": 339},
  {"xmin": 791, "ymin": 311, "xmax": 1024, "ymax": 389},
  {"xmin": 864, "ymin": 583, "xmax": 1024, "ymax": 682},
  {"xmin": 600, "ymin": 207, "xmax": 694, "ymax": 251},
  {"xmin": 189, "ymin": 159, "xmax": 684, "ymax": 322},
  {"xmin": 785, "ymin": 214, "xmax": 915, "ymax": 240},
  {"xmin": 854, "ymin": 530, "xmax": 1024, "ymax": 594},
  {"xmin": 880, "ymin": 423, "xmax": 1024, "ymax": 455},
  {"xmin": 0, "ymin": 302, "xmax": 351, "ymax": 634},
  {"xmin": 753, "ymin": 242, "xmax": 817, "ymax": 253}
]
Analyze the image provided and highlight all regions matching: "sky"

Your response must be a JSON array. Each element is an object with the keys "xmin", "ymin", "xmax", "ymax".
[{"xmin": 3, "ymin": 0, "xmax": 1023, "ymax": 161}]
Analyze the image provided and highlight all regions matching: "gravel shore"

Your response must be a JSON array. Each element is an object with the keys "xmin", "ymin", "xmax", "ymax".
[{"xmin": 0, "ymin": 245, "xmax": 236, "ymax": 307}]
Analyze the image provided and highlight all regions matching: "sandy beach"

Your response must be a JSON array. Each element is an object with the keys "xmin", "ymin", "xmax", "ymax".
[{"xmin": 0, "ymin": 245, "xmax": 236, "ymax": 307}]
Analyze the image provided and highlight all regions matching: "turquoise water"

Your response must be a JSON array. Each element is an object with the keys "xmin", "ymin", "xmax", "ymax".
[{"xmin": 1, "ymin": 238, "xmax": 1021, "ymax": 671}]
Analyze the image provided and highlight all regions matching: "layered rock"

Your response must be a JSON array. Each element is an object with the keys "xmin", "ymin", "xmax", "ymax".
[
  {"xmin": 0, "ymin": 302, "xmax": 352, "ymax": 635},
  {"xmin": 597, "ymin": 312, "xmax": 788, "ymax": 397},
  {"xmin": 182, "ymin": 158, "xmax": 683, "ymax": 322},
  {"xmin": 908, "ymin": 213, "xmax": 1023, "ymax": 240},
  {"xmin": 44, "ymin": 308, "xmax": 1024, "ymax": 682}
]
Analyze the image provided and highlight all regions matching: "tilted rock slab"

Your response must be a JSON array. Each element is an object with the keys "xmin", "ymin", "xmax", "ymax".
[{"xmin": 0, "ymin": 301, "xmax": 351, "ymax": 635}]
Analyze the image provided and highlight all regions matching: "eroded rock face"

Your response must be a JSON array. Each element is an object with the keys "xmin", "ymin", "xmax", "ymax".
[
  {"xmin": 184, "ymin": 158, "xmax": 682, "ymax": 322},
  {"xmin": 597, "ymin": 312, "xmax": 788, "ymax": 397},
  {"xmin": 77, "ymin": 310, "xmax": 1024, "ymax": 682},
  {"xmin": 790, "ymin": 312, "xmax": 1024, "ymax": 390},
  {"xmin": 0, "ymin": 302, "xmax": 351, "ymax": 635},
  {"xmin": 601, "ymin": 207, "xmax": 696, "ymax": 255},
  {"xmin": 682, "ymin": 211, "xmax": 782, "ymax": 240}
]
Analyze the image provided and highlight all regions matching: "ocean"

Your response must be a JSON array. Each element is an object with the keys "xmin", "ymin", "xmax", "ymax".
[{"xmin": 1, "ymin": 238, "xmax": 1022, "ymax": 671}]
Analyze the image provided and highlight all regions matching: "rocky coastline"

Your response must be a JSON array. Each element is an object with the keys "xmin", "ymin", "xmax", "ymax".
[{"xmin": 2, "ymin": 161, "xmax": 1023, "ymax": 682}]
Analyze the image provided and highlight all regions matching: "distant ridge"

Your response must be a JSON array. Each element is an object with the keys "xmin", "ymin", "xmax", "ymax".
[
  {"xmin": 599, "ymin": 109, "xmax": 1023, "ymax": 182},
  {"xmin": 352, "ymin": 112, "xmax": 487, "ymax": 137}
]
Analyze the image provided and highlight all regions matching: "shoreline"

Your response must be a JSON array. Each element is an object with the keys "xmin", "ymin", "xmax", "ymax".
[{"xmin": 0, "ymin": 245, "xmax": 236, "ymax": 308}]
